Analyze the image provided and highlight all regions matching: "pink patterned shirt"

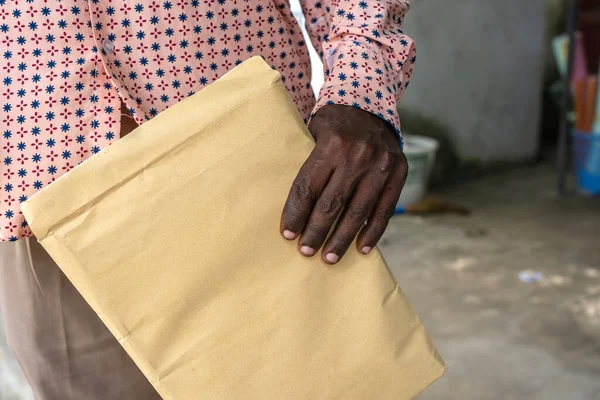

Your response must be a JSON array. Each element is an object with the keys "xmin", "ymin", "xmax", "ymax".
[{"xmin": 0, "ymin": 0, "xmax": 415, "ymax": 242}]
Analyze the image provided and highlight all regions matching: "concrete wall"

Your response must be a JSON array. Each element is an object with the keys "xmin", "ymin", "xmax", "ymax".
[{"xmin": 400, "ymin": 0, "xmax": 547, "ymax": 163}]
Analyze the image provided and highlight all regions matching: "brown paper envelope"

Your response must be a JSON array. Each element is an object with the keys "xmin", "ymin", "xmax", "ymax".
[{"xmin": 22, "ymin": 56, "xmax": 445, "ymax": 400}]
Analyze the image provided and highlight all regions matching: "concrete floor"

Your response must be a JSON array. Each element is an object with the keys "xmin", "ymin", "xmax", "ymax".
[
  {"xmin": 1, "ymin": 164, "xmax": 600, "ymax": 399},
  {"xmin": 383, "ymin": 164, "xmax": 600, "ymax": 399}
]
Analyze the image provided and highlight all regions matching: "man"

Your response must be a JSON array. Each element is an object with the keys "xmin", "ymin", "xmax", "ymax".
[{"xmin": 0, "ymin": 0, "xmax": 415, "ymax": 398}]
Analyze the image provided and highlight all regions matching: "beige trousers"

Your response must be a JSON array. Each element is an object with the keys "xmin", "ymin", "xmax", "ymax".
[{"xmin": 0, "ymin": 237, "xmax": 161, "ymax": 399}]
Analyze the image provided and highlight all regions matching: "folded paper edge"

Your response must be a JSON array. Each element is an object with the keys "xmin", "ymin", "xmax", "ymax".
[
  {"xmin": 39, "ymin": 234, "xmax": 176, "ymax": 399},
  {"xmin": 375, "ymin": 248, "xmax": 447, "ymax": 371},
  {"xmin": 22, "ymin": 56, "xmax": 281, "ymax": 240},
  {"xmin": 41, "ymin": 230, "xmax": 445, "ymax": 400}
]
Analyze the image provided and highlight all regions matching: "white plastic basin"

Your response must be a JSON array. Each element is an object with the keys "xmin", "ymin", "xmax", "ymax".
[{"xmin": 397, "ymin": 134, "xmax": 439, "ymax": 208}]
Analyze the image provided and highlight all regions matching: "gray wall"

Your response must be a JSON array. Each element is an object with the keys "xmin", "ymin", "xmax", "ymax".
[{"xmin": 400, "ymin": 0, "xmax": 547, "ymax": 163}]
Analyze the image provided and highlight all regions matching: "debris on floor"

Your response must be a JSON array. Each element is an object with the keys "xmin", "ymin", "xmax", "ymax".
[{"xmin": 518, "ymin": 270, "xmax": 545, "ymax": 283}]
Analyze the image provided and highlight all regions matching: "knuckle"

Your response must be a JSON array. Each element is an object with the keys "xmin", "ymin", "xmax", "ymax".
[
  {"xmin": 397, "ymin": 153, "xmax": 409, "ymax": 175},
  {"xmin": 291, "ymin": 178, "xmax": 316, "ymax": 203},
  {"xmin": 316, "ymin": 193, "xmax": 344, "ymax": 218},
  {"xmin": 331, "ymin": 233, "xmax": 353, "ymax": 250},
  {"xmin": 321, "ymin": 132, "xmax": 345, "ymax": 150},
  {"xmin": 304, "ymin": 223, "xmax": 327, "ymax": 241},
  {"xmin": 347, "ymin": 204, "xmax": 371, "ymax": 222},
  {"xmin": 283, "ymin": 201, "xmax": 305, "ymax": 222},
  {"xmin": 368, "ymin": 220, "xmax": 388, "ymax": 239},
  {"xmin": 377, "ymin": 151, "xmax": 395, "ymax": 174},
  {"xmin": 353, "ymin": 142, "xmax": 377, "ymax": 161},
  {"xmin": 376, "ymin": 206, "xmax": 396, "ymax": 222},
  {"xmin": 402, "ymin": 161, "xmax": 409, "ymax": 176}
]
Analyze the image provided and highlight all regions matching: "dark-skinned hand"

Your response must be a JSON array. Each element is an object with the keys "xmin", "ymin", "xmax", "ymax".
[{"xmin": 280, "ymin": 104, "xmax": 408, "ymax": 264}]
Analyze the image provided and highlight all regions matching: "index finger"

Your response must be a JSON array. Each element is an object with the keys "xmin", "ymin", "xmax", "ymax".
[{"xmin": 280, "ymin": 152, "xmax": 333, "ymax": 241}]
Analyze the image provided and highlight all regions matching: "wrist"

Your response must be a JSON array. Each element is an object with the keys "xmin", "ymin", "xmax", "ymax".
[{"xmin": 310, "ymin": 104, "xmax": 400, "ymax": 150}]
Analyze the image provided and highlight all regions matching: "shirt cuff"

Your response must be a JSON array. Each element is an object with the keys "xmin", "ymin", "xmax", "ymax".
[{"xmin": 310, "ymin": 42, "xmax": 409, "ymax": 149}]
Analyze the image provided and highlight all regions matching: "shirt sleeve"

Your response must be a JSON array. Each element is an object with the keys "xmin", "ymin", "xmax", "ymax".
[{"xmin": 300, "ymin": 0, "xmax": 416, "ymax": 143}]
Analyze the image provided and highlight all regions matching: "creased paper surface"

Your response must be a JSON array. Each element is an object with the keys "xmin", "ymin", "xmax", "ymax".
[{"xmin": 22, "ymin": 56, "xmax": 445, "ymax": 400}]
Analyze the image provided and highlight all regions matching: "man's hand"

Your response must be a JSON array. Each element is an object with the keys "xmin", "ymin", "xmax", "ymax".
[{"xmin": 280, "ymin": 104, "xmax": 408, "ymax": 264}]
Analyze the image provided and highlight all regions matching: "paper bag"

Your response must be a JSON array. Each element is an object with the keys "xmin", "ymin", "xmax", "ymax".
[{"xmin": 22, "ymin": 56, "xmax": 445, "ymax": 399}]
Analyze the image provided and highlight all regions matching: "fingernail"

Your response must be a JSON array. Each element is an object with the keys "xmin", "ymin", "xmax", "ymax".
[
  {"xmin": 361, "ymin": 246, "xmax": 372, "ymax": 254},
  {"xmin": 325, "ymin": 253, "xmax": 339, "ymax": 264},
  {"xmin": 283, "ymin": 230, "xmax": 296, "ymax": 240},
  {"xmin": 300, "ymin": 246, "xmax": 315, "ymax": 256}
]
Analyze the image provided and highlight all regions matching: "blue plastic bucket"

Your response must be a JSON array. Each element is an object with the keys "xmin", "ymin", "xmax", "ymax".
[{"xmin": 572, "ymin": 131, "xmax": 600, "ymax": 195}]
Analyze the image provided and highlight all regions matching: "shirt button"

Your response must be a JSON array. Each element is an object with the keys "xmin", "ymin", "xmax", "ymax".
[{"xmin": 102, "ymin": 38, "xmax": 115, "ymax": 54}]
